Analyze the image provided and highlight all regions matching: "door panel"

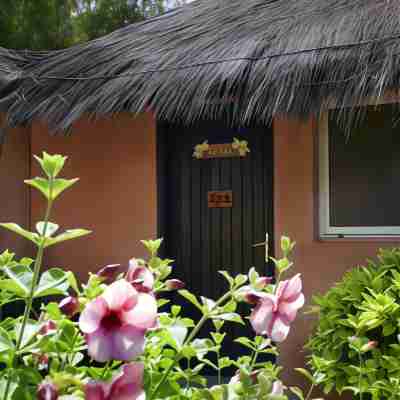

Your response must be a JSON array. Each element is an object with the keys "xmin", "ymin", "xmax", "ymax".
[{"xmin": 159, "ymin": 121, "xmax": 274, "ymax": 365}]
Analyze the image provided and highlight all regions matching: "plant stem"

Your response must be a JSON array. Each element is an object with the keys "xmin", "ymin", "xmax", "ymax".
[
  {"xmin": 358, "ymin": 353, "xmax": 363, "ymax": 400},
  {"xmin": 305, "ymin": 383, "xmax": 315, "ymax": 400},
  {"xmin": 2, "ymin": 180, "xmax": 53, "ymax": 400},
  {"xmin": 150, "ymin": 291, "xmax": 232, "ymax": 400},
  {"xmin": 250, "ymin": 348, "xmax": 260, "ymax": 371}
]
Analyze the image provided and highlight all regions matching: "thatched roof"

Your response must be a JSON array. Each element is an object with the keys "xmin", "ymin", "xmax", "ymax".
[{"xmin": 2, "ymin": 0, "xmax": 400, "ymax": 131}]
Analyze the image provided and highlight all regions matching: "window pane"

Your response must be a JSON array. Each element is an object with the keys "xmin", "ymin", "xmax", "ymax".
[{"xmin": 329, "ymin": 104, "xmax": 400, "ymax": 227}]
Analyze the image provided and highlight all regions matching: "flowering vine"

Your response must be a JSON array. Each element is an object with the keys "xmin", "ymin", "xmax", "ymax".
[{"xmin": 0, "ymin": 152, "xmax": 316, "ymax": 400}]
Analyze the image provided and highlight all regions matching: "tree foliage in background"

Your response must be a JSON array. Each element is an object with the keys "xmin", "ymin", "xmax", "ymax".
[{"xmin": 0, "ymin": 0, "xmax": 184, "ymax": 50}]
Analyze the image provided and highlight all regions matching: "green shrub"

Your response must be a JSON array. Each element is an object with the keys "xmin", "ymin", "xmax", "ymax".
[{"xmin": 307, "ymin": 248, "xmax": 400, "ymax": 400}]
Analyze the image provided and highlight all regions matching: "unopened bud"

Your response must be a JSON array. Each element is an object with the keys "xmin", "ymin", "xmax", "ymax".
[
  {"xmin": 255, "ymin": 276, "xmax": 273, "ymax": 289},
  {"xmin": 59, "ymin": 296, "xmax": 80, "ymax": 317},
  {"xmin": 271, "ymin": 380, "xmax": 284, "ymax": 395},
  {"xmin": 243, "ymin": 291, "xmax": 263, "ymax": 305},
  {"xmin": 361, "ymin": 341, "xmax": 378, "ymax": 352},
  {"xmin": 37, "ymin": 381, "xmax": 58, "ymax": 400},
  {"xmin": 97, "ymin": 264, "xmax": 120, "ymax": 282},
  {"xmin": 281, "ymin": 236, "xmax": 292, "ymax": 255},
  {"xmin": 39, "ymin": 320, "xmax": 57, "ymax": 335},
  {"xmin": 165, "ymin": 279, "xmax": 185, "ymax": 291}
]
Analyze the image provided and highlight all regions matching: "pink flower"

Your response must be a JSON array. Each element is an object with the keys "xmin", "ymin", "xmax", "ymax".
[
  {"xmin": 250, "ymin": 274, "xmax": 304, "ymax": 342},
  {"xmin": 126, "ymin": 258, "xmax": 154, "ymax": 293},
  {"xmin": 37, "ymin": 381, "xmax": 58, "ymax": 400},
  {"xmin": 59, "ymin": 296, "xmax": 80, "ymax": 317},
  {"xmin": 85, "ymin": 363, "xmax": 145, "ymax": 400},
  {"xmin": 79, "ymin": 279, "xmax": 157, "ymax": 362}
]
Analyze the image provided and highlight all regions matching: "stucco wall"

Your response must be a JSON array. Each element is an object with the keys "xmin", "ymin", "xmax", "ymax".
[
  {"xmin": 273, "ymin": 116, "xmax": 399, "ymax": 398},
  {"xmin": 30, "ymin": 113, "xmax": 157, "ymax": 280},
  {"xmin": 0, "ymin": 120, "xmax": 31, "ymax": 257}
]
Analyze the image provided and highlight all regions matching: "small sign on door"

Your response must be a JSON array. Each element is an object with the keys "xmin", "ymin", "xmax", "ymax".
[{"xmin": 208, "ymin": 191, "xmax": 233, "ymax": 208}]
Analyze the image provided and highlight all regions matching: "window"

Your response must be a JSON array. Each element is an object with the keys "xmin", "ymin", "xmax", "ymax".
[{"xmin": 319, "ymin": 103, "xmax": 400, "ymax": 238}]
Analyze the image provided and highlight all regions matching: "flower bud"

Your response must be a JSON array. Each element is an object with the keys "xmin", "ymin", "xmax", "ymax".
[
  {"xmin": 38, "ymin": 354, "xmax": 49, "ymax": 370},
  {"xmin": 254, "ymin": 276, "xmax": 273, "ymax": 290},
  {"xmin": 127, "ymin": 259, "xmax": 154, "ymax": 293},
  {"xmin": 243, "ymin": 291, "xmax": 263, "ymax": 305},
  {"xmin": 361, "ymin": 341, "xmax": 378, "ymax": 353},
  {"xmin": 97, "ymin": 264, "xmax": 120, "ymax": 282},
  {"xmin": 37, "ymin": 381, "xmax": 58, "ymax": 400},
  {"xmin": 59, "ymin": 296, "xmax": 80, "ymax": 317},
  {"xmin": 165, "ymin": 279, "xmax": 185, "ymax": 291},
  {"xmin": 271, "ymin": 380, "xmax": 284, "ymax": 395},
  {"xmin": 39, "ymin": 320, "xmax": 57, "ymax": 335},
  {"xmin": 281, "ymin": 236, "xmax": 292, "ymax": 254}
]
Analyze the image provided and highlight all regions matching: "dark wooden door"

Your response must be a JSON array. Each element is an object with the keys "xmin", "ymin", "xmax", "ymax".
[{"xmin": 158, "ymin": 121, "xmax": 274, "ymax": 364}]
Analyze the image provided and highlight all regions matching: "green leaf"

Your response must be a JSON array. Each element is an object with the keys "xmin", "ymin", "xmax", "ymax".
[
  {"xmin": 0, "ymin": 223, "xmax": 40, "ymax": 246},
  {"xmin": 44, "ymin": 229, "xmax": 91, "ymax": 248},
  {"xmin": 178, "ymin": 290, "xmax": 203, "ymax": 312},
  {"xmin": 213, "ymin": 313, "xmax": 245, "ymax": 325},
  {"xmin": 66, "ymin": 271, "xmax": 80, "ymax": 295},
  {"xmin": 36, "ymin": 221, "xmax": 59, "ymax": 237},
  {"xmin": 295, "ymin": 368, "xmax": 315, "ymax": 384},
  {"xmin": 0, "ymin": 265, "xmax": 33, "ymax": 297},
  {"xmin": 141, "ymin": 239, "xmax": 163, "ymax": 257},
  {"xmin": 234, "ymin": 337, "xmax": 256, "ymax": 350},
  {"xmin": 25, "ymin": 177, "xmax": 79, "ymax": 200},
  {"xmin": 34, "ymin": 268, "xmax": 69, "ymax": 298},
  {"xmin": 218, "ymin": 271, "xmax": 234, "ymax": 288},
  {"xmin": 0, "ymin": 327, "xmax": 14, "ymax": 352},
  {"xmin": 15, "ymin": 320, "xmax": 40, "ymax": 349},
  {"xmin": 289, "ymin": 386, "xmax": 305, "ymax": 400},
  {"xmin": 34, "ymin": 152, "xmax": 67, "ymax": 178},
  {"xmin": 234, "ymin": 274, "xmax": 248, "ymax": 286}
]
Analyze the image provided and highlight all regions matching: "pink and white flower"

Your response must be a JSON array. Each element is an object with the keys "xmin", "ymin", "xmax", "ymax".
[
  {"xmin": 126, "ymin": 258, "xmax": 154, "ymax": 293},
  {"xmin": 250, "ymin": 274, "xmax": 304, "ymax": 342},
  {"xmin": 79, "ymin": 279, "xmax": 157, "ymax": 362},
  {"xmin": 85, "ymin": 363, "xmax": 145, "ymax": 400}
]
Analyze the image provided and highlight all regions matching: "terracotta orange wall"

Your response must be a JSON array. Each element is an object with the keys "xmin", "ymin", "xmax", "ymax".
[
  {"xmin": 0, "ymin": 119, "xmax": 31, "ymax": 257},
  {"xmin": 30, "ymin": 113, "xmax": 157, "ymax": 280},
  {"xmin": 273, "ymin": 116, "xmax": 399, "ymax": 398}
]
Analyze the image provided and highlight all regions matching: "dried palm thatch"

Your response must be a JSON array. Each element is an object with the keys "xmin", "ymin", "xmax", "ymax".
[{"xmin": 2, "ymin": 0, "xmax": 400, "ymax": 132}]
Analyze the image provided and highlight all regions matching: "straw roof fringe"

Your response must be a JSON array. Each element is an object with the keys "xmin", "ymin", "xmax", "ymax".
[{"xmin": 1, "ymin": 0, "xmax": 400, "ymax": 132}]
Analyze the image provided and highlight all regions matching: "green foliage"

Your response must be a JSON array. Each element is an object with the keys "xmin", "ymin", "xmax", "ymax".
[
  {"xmin": 0, "ymin": 0, "xmax": 185, "ymax": 50},
  {"xmin": 0, "ymin": 151, "xmax": 306, "ymax": 399},
  {"xmin": 307, "ymin": 248, "xmax": 400, "ymax": 399}
]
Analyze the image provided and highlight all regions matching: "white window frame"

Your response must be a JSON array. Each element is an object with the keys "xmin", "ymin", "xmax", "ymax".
[{"xmin": 318, "ymin": 108, "xmax": 400, "ymax": 238}]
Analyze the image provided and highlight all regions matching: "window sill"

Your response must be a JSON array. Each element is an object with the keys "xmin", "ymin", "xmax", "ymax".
[{"xmin": 318, "ymin": 235, "xmax": 400, "ymax": 243}]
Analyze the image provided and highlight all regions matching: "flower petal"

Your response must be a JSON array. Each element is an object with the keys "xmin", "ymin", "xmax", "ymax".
[
  {"xmin": 102, "ymin": 280, "xmax": 138, "ymax": 311},
  {"xmin": 250, "ymin": 296, "xmax": 276, "ymax": 335},
  {"xmin": 86, "ymin": 329, "xmax": 113, "ymax": 362},
  {"xmin": 108, "ymin": 363, "xmax": 145, "ymax": 400},
  {"xmin": 127, "ymin": 260, "xmax": 154, "ymax": 293},
  {"xmin": 85, "ymin": 382, "xmax": 108, "ymax": 400},
  {"xmin": 123, "ymin": 293, "xmax": 158, "ymax": 330},
  {"xmin": 111, "ymin": 325, "xmax": 146, "ymax": 361},
  {"xmin": 281, "ymin": 274, "xmax": 302, "ymax": 301},
  {"xmin": 79, "ymin": 297, "xmax": 108, "ymax": 334},
  {"xmin": 279, "ymin": 293, "xmax": 305, "ymax": 322},
  {"xmin": 269, "ymin": 316, "xmax": 290, "ymax": 343}
]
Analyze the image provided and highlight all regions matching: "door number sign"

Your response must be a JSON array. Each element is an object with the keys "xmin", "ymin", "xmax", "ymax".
[{"xmin": 208, "ymin": 191, "xmax": 233, "ymax": 208}]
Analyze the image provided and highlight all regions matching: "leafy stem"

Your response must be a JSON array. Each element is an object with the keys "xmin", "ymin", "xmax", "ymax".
[
  {"xmin": 150, "ymin": 290, "xmax": 233, "ymax": 400},
  {"xmin": 3, "ymin": 178, "xmax": 54, "ymax": 400},
  {"xmin": 358, "ymin": 352, "xmax": 363, "ymax": 400}
]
